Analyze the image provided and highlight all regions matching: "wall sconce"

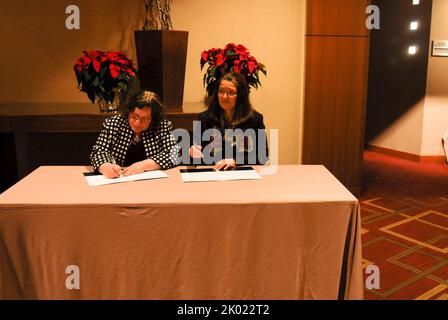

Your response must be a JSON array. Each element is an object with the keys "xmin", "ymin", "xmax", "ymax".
[
  {"xmin": 410, "ymin": 1, "xmax": 420, "ymax": 56},
  {"xmin": 408, "ymin": 46, "xmax": 418, "ymax": 55}
]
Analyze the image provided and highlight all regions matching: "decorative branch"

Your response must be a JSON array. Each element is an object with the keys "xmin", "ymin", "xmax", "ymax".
[{"xmin": 143, "ymin": 0, "xmax": 172, "ymax": 30}]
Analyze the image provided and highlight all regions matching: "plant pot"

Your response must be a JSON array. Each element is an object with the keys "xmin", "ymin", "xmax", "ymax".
[
  {"xmin": 96, "ymin": 95, "xmax": 120, "ymax": 113},
  {"xmin": 134, "ymin": 30, "xmax": 188, "ymax": 111}
]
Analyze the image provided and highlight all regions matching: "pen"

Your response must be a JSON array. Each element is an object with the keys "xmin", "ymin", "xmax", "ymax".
[{"xmin": 110, "ymin": 155, "xmax": 123, "ymax": 177}]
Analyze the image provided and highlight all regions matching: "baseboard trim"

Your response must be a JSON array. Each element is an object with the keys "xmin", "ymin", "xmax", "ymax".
[
  {"xmin": 420, "ymin": 155, "xmax": 448, "ymax": 164},
  {"xmin": 366, "ymin": 145, "xmax": 447, "ymax": 164}
]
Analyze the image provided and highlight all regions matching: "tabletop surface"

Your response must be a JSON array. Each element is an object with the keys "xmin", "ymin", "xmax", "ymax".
[{"xmin": 0, "ymin": 165, "xmax": 357, "ymax": 205}]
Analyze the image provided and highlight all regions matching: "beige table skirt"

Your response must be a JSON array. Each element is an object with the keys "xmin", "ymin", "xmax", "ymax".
[{"xmin": 0, "ymin": 165, "xmax": 363, "ymax": 299}]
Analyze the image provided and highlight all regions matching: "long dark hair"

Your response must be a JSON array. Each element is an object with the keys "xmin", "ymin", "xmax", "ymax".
[
  {"xmin": 121, "ymin": 90, "xmax": 165, "ymax": 132},
  {"xmin": 208, "ymin": 72, "xmax": 253, "ymax": 127}
]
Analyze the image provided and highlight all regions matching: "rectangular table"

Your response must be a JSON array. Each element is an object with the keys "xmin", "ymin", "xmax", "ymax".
[{"xmin": 0, "ymin": 165, "xmax": 363, "ymax": 299}]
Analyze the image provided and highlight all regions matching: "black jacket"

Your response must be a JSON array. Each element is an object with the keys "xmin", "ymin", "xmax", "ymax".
[
  {"xmin": 90, "ymin": 115, "xmax": 180, "ymax": 171},
  {"xmin": 192, "ymin": 110, "xmax": 269, "ymax": 165}
]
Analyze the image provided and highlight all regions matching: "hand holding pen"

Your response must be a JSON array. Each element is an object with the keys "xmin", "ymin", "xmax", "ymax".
[
  {"xmin": 98, "ymin": 156, "xmax": 123, "ymax": 179},
  {"xmin": 189, "ymin": 144, "xmax": 203, "ymax": 158}
]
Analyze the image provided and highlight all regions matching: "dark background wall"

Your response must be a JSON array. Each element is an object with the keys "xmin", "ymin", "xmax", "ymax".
[
  {"xmin": 366, "ymin": 0, "xmax": 433, "ymax": 143},
  {"xmin": 0, "ymin": 134, "xmax": 18, "ymax": 192}
]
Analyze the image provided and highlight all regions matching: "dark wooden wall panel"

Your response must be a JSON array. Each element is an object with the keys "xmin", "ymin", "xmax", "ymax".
[
  {"xmin": 303, "ymin": 0, "xmax": 371, "ymax": 196},
  {"xmin": 303, "ymin": 37, "xmax": 370, "ymax": 191},
  {"xmin": 307, "ymin": 0, "xmax": 371, "ymax": 36}
]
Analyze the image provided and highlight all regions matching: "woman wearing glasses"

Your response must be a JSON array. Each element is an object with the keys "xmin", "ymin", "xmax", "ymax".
[
  {"xmin": 90, "ymin": 90, "xmax": 179, "ymax": 178},
  {"xmin": 190, "ymin": 71, "xmax": 268, "ymax": 170}
]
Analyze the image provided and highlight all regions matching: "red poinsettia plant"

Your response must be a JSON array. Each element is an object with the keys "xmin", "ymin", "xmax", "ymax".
[
  {"xmin": 200, "ymin": 43, "xmax": 267, "ymax": 95},
  {"xmin": 73, "ymin": 50, "xmax": 137, "ymax": 103}
]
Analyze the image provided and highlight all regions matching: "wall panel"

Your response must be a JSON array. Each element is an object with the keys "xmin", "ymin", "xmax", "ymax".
[{"xmin": 303, "ymin": 0, "xmax": 371, "ymax": 196}]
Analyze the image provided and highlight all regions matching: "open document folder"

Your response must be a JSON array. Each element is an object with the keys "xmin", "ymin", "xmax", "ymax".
[
  {"xmin": 83, "ymin": 170, "xmax": 168, "ymax": 186},
  {"xmin": 180, "ymin": 166, "xmax": 262, "ymax": 183}
]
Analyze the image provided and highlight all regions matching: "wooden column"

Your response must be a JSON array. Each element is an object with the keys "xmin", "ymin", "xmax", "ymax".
[{"xmin": 303, "ymin": 0, "xmax": 371, "ymax": 196}]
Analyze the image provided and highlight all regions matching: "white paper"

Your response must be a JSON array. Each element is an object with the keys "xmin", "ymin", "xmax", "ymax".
[
  {"xmin": 85, "ymin": 170, "xmax": 168, "ymax": 186},
  {"xmin": 180, "ymin": 168, "xmax": 262, "ymax": 183},
  {"xmin": 180, "ymin": 171, "xmax": 221, "ymax": 182},
  {"xmin": 217, "ymin": 169, "xmax": 262, "ymax": 181}
]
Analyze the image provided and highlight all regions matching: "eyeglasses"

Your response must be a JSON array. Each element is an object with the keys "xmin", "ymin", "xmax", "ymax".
[
  {"xmin": 218, "ymin": 89, "xmax": 237, "ymax": 97},
  {"xmin": 129, "ymin": 113, "xmax": 151, "ymax": 123}
]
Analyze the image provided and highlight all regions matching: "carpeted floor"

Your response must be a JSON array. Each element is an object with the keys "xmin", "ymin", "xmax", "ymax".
[
  {"xmin": 362, "ymin": 151, "xmax": 448, "ymax": 198},
  {"xmin": 360, "ymin": 150, "xmax": 448, "ymax": 300}
]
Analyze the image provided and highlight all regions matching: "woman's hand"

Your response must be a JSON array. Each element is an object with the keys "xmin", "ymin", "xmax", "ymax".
[
  {"xmin": 214, "ymin": 158, "xmax": 236, "ymax": 171},
  {"xmin": 189, "ymin": 145, "xmax": 203, "ymax": 158},
  {"xmin": 99, "ymin": 163, "xmax": 123, "ymax": 179},
  {"xmin": 122, "ymin": 161, "xmax": 146, "ymax": 177},
  {"xmin": 122, "ymin": 159, "xmax": 161, "ymax": 176}
]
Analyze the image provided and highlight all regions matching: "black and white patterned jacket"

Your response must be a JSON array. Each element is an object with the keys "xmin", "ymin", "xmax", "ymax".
[{"xmin": 90, "ymin": 115, "xmax": 180, "ymax": 171}]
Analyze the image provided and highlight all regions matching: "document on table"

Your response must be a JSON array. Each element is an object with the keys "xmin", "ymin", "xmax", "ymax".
[
  {"xmin": 83, "ymin": 170, "xmax": 169, "ymax": 186},
  {"xmin": 180, "ymin": 167, "xmax": 262, "ymax": 182}
]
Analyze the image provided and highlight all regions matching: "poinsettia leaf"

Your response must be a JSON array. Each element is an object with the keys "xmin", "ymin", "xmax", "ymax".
[
  {"xmin": 109, "ymin": 63, "xmax": 121, "ymax": 79},
  {"xmin": 92, "ymin": 76, "xmax": 99, "ymax": 87},
  {"xmin": 75, "ymin": 50, "xmax": 139, "ymax": 102},
  {"xmin": 200, "ymin": 44, "xmax": 267, "ymax": 90},
  {"xmin": 100, "ymin": 67, "xmax": 107, "ymax": 78},
  {"xmin": 116, "ymin": 73, "xmax": 126, "ymax": 81},
  {"xmin": 87, "ymin": 90, "xmax": 96, "ymax": 103},
  {"xmin": 82, "ymin": 70, "xmax": 91, "ymax": 82}
]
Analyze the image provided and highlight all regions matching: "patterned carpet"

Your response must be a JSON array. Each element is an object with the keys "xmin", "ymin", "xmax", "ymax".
[{"xmin": 360, "ymin": 151, "xmax": 448, "ymax": 300}]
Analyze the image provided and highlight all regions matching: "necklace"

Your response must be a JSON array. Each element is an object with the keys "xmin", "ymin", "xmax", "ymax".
[{"xmin": 132, "ymin": 134, "xmax": 141, "ymax": 145}]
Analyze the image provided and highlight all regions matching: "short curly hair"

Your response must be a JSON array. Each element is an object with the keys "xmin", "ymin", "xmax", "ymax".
[{"xmin": 121, "ymin": 90, "xmax": 165, "ymax": 132}]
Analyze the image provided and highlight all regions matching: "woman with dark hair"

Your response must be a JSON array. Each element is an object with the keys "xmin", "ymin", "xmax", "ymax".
[
  {"xmin": 90, "ymin": 90, "xmax": 179, "ymax": 178},
  {"xmin": 190, "ymin": 72, "xmax": 268, "ymax": 170}
]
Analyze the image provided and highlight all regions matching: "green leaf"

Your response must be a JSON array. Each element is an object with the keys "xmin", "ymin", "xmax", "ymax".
[
  {"xmin": 100, "ymin": 67, "xmax": 107, "ymax": 78},
  {"xmin": 92, "ymin": 76, "xmax": 99, "ymax": 87},
  {"xmin": 117, "ymin": 82, "xmax": 126, "ymax": 91}
]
